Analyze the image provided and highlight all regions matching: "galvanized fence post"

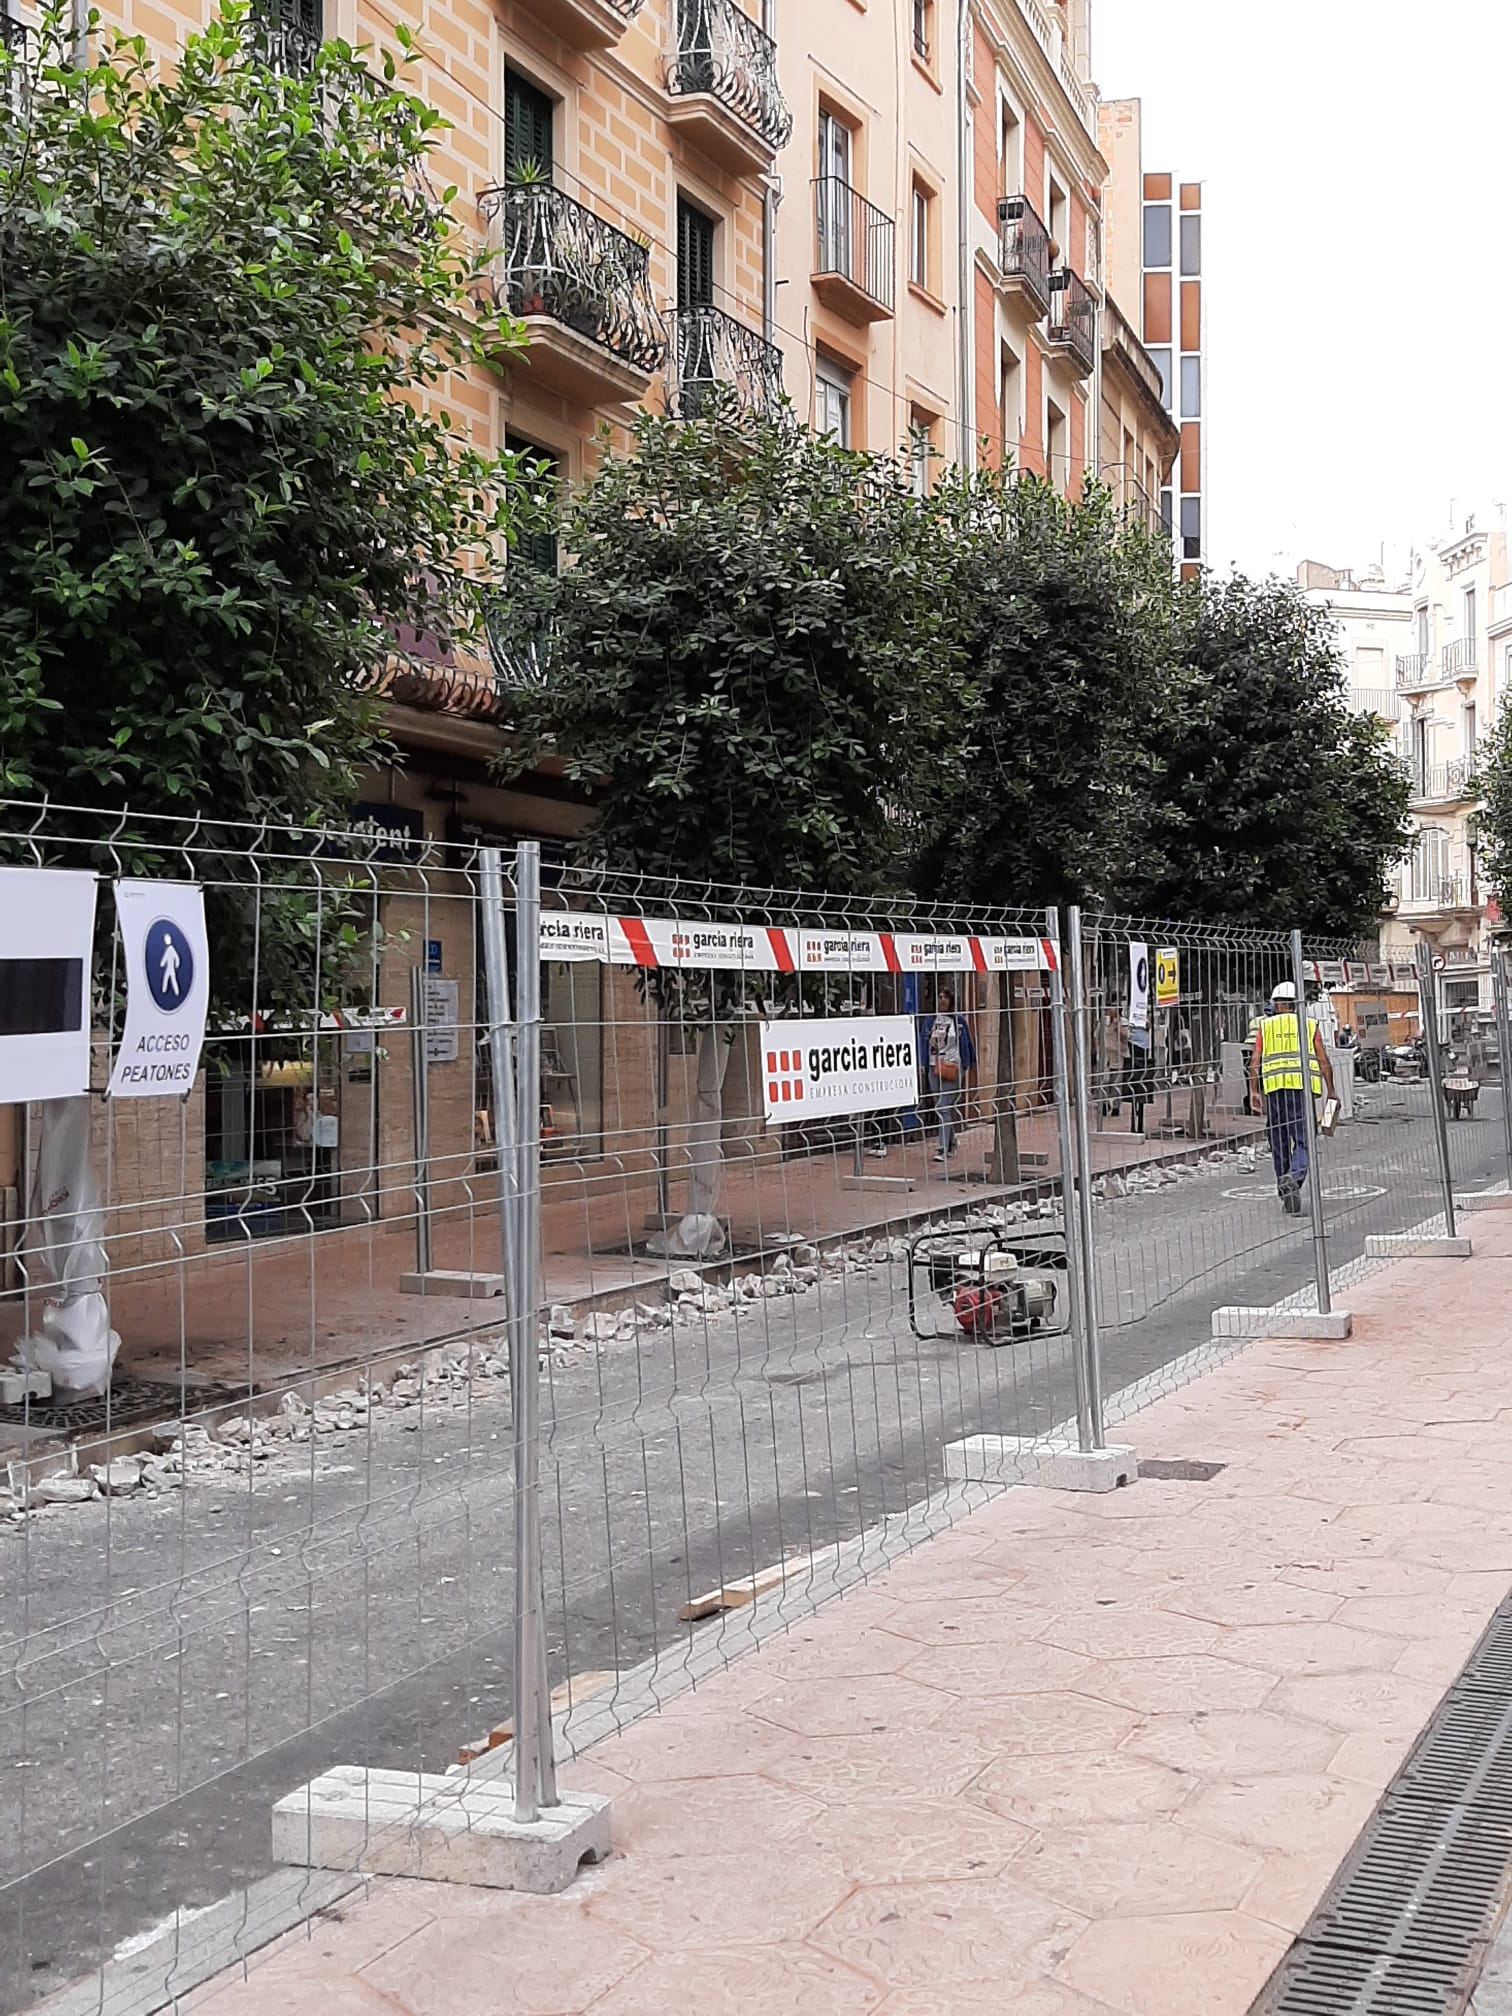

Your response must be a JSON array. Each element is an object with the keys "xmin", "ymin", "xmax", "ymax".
[
  {"xmin": 408, "ymin": 964, "xmax": 433, "ymax": 1276},
  {"xmin": 1044, "ymin": 906, "xmax": 1095, "ymax": 1455},
  {"xmin": 1416, "ymin": 938, "xmax": 1459, "ymax": 1240},
  {"xmin": 1289, "ymin": 932, "xmax": 1332, "ymax": 1316},
  {"xmin": 1492, "ymin": 943, "xmax": 1512, "ymax": 1189},
  {"xmin": 1066, "ymin": 907, "xmax": 1105, "ymax": 1449},
  {"xmin": 512, "ymin": 841, "xmax": 557, "ymax": 1814}
]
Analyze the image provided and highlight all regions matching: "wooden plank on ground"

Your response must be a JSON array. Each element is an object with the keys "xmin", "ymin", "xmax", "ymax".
[
  {"xmin": 456, "ymin": 1668, "xmax": 617, "ymax": 1767},
  {"xmin": 676, "ymin": 1552, "xmax": 816, "ymax": 1623}
]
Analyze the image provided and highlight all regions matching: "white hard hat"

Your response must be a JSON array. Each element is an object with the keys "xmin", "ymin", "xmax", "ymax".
[{"xmin": 1271, "ymin": 981, "xmax": 1297, "ymax": 1002}]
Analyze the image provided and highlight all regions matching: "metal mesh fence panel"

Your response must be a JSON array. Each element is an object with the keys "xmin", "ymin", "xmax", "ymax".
[
  {"xmin": 1068, "ymin": 914, "xmax": 1510, "ymax": 1425},
  {"xmin": 0, "ymin": 806, "xmax": 1096, "ymax": 2011}
]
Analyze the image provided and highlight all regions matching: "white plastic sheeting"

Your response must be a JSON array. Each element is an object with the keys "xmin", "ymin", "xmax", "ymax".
[{"xmin": 15, "ymin": 1097, "xmax": 120, "ymax": 1397}]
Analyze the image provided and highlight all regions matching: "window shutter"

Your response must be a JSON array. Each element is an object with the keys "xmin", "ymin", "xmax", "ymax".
[
  {"xmin": 505, "ymin": 70, "xmax": 555, "ymax": 176},
  {"xmin": 507, "ymin": 434, "xmax": 561, "ymax": 577},
  {"xmin": 677, "ymin": 198, "xmax": 715, "ymax": 311}
]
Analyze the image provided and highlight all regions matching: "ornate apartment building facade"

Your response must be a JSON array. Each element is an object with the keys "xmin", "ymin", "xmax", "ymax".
[
  {"xmin": 5, "ymin": 0, "xmax": 1190, "ymax": 754},
  {"xmin": 1301, "ymin": 515, "xmax": 1512, "ymax": 1029}
]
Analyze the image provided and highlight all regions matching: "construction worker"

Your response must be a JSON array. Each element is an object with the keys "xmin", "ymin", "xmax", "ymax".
[{"xmin": 1249, "ymin": 981, "xmax": 1336, "ymax": 1215}]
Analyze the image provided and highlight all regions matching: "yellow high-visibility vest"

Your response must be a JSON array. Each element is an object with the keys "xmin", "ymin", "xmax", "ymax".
[{"xmin": 1258, "ymin": 1013, "xmax": 1323, "ymax": 1096}]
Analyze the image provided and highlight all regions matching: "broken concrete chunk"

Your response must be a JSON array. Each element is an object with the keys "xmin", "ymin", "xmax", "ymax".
[{"xmin": 34, "ymin": 1473, "xmax": 98, "ymax": 1505}]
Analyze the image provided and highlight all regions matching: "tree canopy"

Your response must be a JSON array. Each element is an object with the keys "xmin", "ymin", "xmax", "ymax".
[
  {"xmin": 497, "ymin": 401, "xmax": 961, "ymax": 898},
  {"xmin": 914, "ymin": 471, "xmax": 1173, "ymax": 911},
  {"xmin": 1119, "ymin": 575, "xmax": 1411, "ymax": 937},
  {"xmin": 0, "ymin": 5, "xmax": 524, "ymax": 825}
]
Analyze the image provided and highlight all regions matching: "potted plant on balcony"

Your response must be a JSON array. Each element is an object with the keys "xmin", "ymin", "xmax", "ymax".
[{"xmin": 504, "ymin": 156, "xmax": 551, "ymax": 316}]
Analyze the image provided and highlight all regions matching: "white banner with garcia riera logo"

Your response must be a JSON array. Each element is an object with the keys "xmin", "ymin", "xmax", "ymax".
[
  {"xmin": 759, "ymin": 1015, "xmax": 919, "ymax": 1126},
  {"xmin": 108, "ymin": 881, "xmax": 211, "ymax": 1098}
]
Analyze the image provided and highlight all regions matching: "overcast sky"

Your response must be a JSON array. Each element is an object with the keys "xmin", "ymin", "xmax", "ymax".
[{"xmin": 1092, "ymin": 0, "xmax": 1511, "ymax": 583}]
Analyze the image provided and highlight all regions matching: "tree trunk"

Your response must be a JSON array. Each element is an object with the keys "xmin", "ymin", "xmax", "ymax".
[{"xmin": 649, "ymin": 1021, "xmax": 732, "ymax": 1258}]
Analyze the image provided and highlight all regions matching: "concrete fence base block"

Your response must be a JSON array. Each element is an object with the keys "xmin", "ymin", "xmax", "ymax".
[
  {"xmin": 944, "ymin": 1434, "xmax": 1138, "ymax": 1494},
  {"xmin": 399, "ymin": 1270, "xmax": 507, "ymax": 1299},
  {"xmin": 1211, "ymin": 1306, "xmax": 1353, "ymax": 1341},
  {"xmin": 273, "ymin": 1766, "xmax": 609, "ymax": 1895},
  {"xmin": 1364, "ymin": 1234, "xmax": 1473, "ymax": 1260}
]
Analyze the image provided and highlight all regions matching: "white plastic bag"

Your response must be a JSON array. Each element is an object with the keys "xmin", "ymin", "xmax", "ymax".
[{"xmin": 14, "ymin": 1097, "xmax": 120, "ymax": 1396}]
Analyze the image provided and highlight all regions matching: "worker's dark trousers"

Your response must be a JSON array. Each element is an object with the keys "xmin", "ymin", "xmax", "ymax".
[{"xmin": 1265, "ymin": 1088, "xmax": 1310, "ymax": 1190}]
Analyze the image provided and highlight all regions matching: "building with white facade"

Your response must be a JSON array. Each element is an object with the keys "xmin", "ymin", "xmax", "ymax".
[{"xmin": 1300, "ymin": 512, "xmax": 1510, "ymax": 1031}]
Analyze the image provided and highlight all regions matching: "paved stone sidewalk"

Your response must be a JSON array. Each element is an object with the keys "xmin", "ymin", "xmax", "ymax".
[{"xmin": 185, "ymin": 1211, "xmax": 1512, "ymax": 2016}]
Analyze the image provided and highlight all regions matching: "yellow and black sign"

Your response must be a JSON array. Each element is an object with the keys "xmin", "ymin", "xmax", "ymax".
[{"xmin": 1155, "ymin": 947, "xmax": 1180, "ymax": 1010}]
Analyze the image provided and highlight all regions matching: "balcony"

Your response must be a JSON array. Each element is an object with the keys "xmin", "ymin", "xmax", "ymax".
[
  {"xmin": 1348, "ymin": 688, "xmax": 1400, "ymax": 722},
  {"xmin": 251, "ymin": 0, "xmax": 322, "ymax": 74},
  {"xmin": 1, "ymin": 12, "xmax": 28, "ymax": 56},
  {"xmin": 667, "ymin": 307, "xmax": 784, "ymax": 419},
  {"xmin": 481, "ymin": 182, "xmax": 667, "ymax": 409},
  {"xmin": 1047, "ymin": 266, "xmax": 1096, "ymax": 377},
  {"xmin": 1442, "ymin": 636, "xmax": 1479, "ymax": 679},
  {"xmin": 1395, "ymin": 653, "xmax": 1431, "ymax": 690},
  {"xmin": 811, "ymin": 178, "xmax": 896, "ymax": 324},
  {"xmin": 521, "ymin": 0, "xmax": 645, "ymax": 50},
  {"xmin": 1409, "ymin": 757, "xmax": 1477, "ymax": 809},
  {"xmin": 996, "ymin": 194, "xmax": 1052, "ymax": 319},
  {"xmin": 1401, "ymin": 872, "xmax": 1475, "ymax": 918},
  {"xmin": 664, "ymin": 0, "xmax": 792, "ymax": 175}
]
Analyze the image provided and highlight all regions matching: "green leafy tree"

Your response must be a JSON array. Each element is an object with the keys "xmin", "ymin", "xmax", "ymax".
[
  {"xmin": 909, "ymin": 472, "xmax": 1173, "ymax": 1176},
  {"xmin": 915, "ymin": 471, "xmax": 1175, "ymax": 911},
  {"xmin": 498, "ymin": 401, "xmax": 964, "ymax": 1250},
  {"xmin": 1122, "ymin": 574, "xmax": 1410, "ymax": 938},
  {"xmin": 1474, "ymin": 699, "xmax": 1512, "ymax": 909},
  {"xmin": 0, "ymin": 5, "xmax": 525, "ymax": 826},
  {"xmin": 502, "ymin": 402, "xmax": 962, "ymax": 894}
]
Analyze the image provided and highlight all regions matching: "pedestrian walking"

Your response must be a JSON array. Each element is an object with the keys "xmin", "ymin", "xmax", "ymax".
[
  {"xmin": 1125, "ymin": 1018, "xmax": 1152, "ymax": 1135},
  {"xmin": 926, "ymin": 987, "xmax": 976, "ymax": 1162},
  {"xmin": 1249, "ymin": 981, "xmax": 1336, "ymax": 1215}
]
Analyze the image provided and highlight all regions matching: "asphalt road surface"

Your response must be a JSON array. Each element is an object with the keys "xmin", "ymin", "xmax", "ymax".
[{"xmin": 2, "ymin": 1081, "xmax": 1500, "ymax": 2012}]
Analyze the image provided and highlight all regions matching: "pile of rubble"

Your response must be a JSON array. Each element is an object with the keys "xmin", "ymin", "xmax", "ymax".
[{"xmin": 2, "ymin": 1149, "xmax": 1253, "ymax": 1530}]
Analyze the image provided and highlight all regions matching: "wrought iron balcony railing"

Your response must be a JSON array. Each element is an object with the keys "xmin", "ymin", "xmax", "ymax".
[
  {"xmin": 1404, "ymin": 871, "xmax": 1471, "ymax": 912},
  {"xmin": 665, "ymin": 0, "xmax": 792, "ymax": 153},
  {"xmin": 1047, "ymin": 265, "xmax": 1096, "ymax": 374},
  {"xmin": 1395, "ymin": 653, "xmax": 1429, "ymax": 688},
  {"xmin": 813, "ymin": 177, "xmax": 896, "ymax": 315},
  {"xmin": 996, "ymin": 194, "xmax": 1052, "ymax": 318},
  {"xmin": 251, "ymin": 0, "xmax": 322, "ymax": 74},
  {"xmin": 668, "ymin": 307, "xmax": 783, "ymax": 418},
  {"xmin": 1442, "ymin": 636, "xmax": 1478, "ymax": 678},
  {"xmin": 1347, "ymin": 688, "xmax": 1400, "ymax": 721},
  {"xmin": 1409, "ymin": 758, "xmax": 1477, "ymax": 807},
  {"xmin": 480, "ymin": 182, "xmax": 667, "ymax": 379}
]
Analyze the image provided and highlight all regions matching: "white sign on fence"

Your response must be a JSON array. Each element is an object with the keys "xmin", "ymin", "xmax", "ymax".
[
  {"xmin": 759, "ymin": 1015, "xmax": 918, "ymax": 1126},
  {"xmin": 1128, "ymin": 940, "xmax": 1150, "ymax": 1034},
  {"xmin": 0, "ymin": 866, "xmax": 98, "ymax": 1102},
  {"xmin": 422, "ymin": 975, "xmax": 460, "ymax": 1065},
  {"xmin": 538, "ymin": 912, "xmax": 1056, "ymax": 975},
  {"xmin": 108, "ymin": 880, "xmax": 211, "ymax": 1098}
]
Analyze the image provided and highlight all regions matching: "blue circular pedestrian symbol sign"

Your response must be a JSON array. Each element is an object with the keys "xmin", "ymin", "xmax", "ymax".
[{"xmin": 145, "ymin": 918, "xmax": 194, "ymax": 1013}]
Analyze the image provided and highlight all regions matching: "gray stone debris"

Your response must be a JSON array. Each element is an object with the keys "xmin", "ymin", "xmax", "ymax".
[
  {"xmin": 33, "ymin": 1473, "xmax": 98, "ymax": 1505},
  {"xmin": 5, "ymin": 1146, "xmax": 1242, "ymax": 1533},
  {"xmin": 90, "ymin": 1456, "xmax": 144, "ymax": 1496}
]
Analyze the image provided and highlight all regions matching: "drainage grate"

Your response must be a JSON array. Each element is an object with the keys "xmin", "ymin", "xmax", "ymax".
[
  {"xmin": 1252, "ymin": 1592, "xmax": 1512, "ymax": 2014},
  {"xmin": 1136, "ymin": 1457, "xmax": 1227, "ymax": 1482},
  {"xmin": 0, "ymin": 1376, "xmax": 229, "ymax": 1437}
]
